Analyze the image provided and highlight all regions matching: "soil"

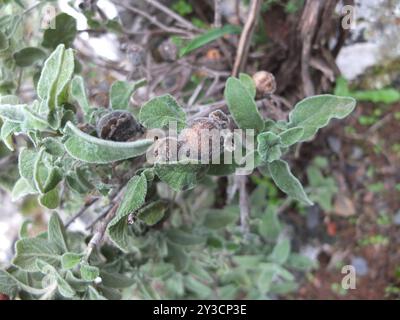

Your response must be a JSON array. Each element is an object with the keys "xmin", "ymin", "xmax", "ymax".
[{"xmin": 288, "ymin": 102, "xmax": 400, "ymax": 299}]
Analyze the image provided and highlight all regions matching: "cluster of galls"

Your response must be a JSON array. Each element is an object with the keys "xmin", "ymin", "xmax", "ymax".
[
  {"xmin": 96, "ymin": 111, "xmax": 144, "ymax": 142},
  {"xmin": 92, "ymin": 70, "xmax": 275, "ymax": 162},
  {"xmin": 152, "ymin": 110, "xmax": 230, "ymax": 164}
]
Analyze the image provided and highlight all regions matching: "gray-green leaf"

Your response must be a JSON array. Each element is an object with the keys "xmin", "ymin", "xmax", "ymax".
[
  {"xmin": 80, "ymin": 262, "xmax": 99, "ymax": 281},
  {"xmin": 108, "ymin": 174, "xmax": 147, "ymax": 251},
  {"xmin": 110, "ymin": 79, "xmax": 146, "ymax": 110},
  {"xmin": 288, "ymin": 94, "xmax": 356, "ymax": 141},
  {"xmin": 38, "ymin": 188, "xmax": 60, "ymax": 209},
  {"xmin": 61, "ymin": 252, "xmax": 82, "ymax": 270},
  {"xmin": 279, "ymin": 127, "xmax": 304, "ymax": 146},
  {"xmin": 37, "ymin": 44, "xmax": 75, "ymax": 110},
  {"xmin": 48, "ymin": 212, "xmax": 69, "ymax": 252},
  {"xmin": 13, "ymin": 237, "xmax": 61, "ymax": 272},
  {"xmin": 155, "ymin": 161, "xmax": 208, "ymax": 191},
  {"xmin": 224, "ymin": 77, "xmax": 264, "ymax": 131},
  {"xmin": 0, "ymin": 270, "xmax": 18, "ymax": 297},
  {"xmin": 13, "ymin": 47, "xmax": 46, "ymax": 67},
  {"xmin": 239, "ymin": 73, "xmax": 256, "ymax": 98},
  {"xmin": 11, "ymin": 178, "xmax": 36, "ymax": 201},
  {"xmin": 0, "ymin": 104, "xmax": 26, "ymax": 122},
  {"xmin": 267, "ymin": 159, "xmax": 313, "ymax": 205},
  {"xmin": 257, "ymin": 132, "xmax": 282, "ymax": 163},
  {"xmin": 270, "ymin": 239, "xmax": 291, "ymax": 264},
  {"xmin": 64, "ymin": 121, "xmax": 152, "ymax": 164},
  {"xmin": 70, "ymin": 76, "xmax": 90, "ymax": 114},
  {"xmin": 137, "ymin": 200, "xmax": 168, "ymax": 226},
  {"xmin": 42, "ymin": 13, "xmax": 77, "ymax": 49},
  {"xmin": 139, "ymin": 94, "xmax": 186, "ymax": 130},
  {"xmin": 0, "ymin": 120, "xmax": 20, "ymax": 150},
  {"xmin": 202, "ymin": 207, "xmax": 238, "ymax": 229}
]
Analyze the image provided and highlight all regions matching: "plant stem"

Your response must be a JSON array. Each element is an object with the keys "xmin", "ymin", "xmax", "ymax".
[{"xmin": 232, "ymin": 0, "xmax": 262, "ymax": 76}]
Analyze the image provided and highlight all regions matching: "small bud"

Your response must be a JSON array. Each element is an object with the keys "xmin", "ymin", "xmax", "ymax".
[
  {"xmin": 252, "ymin": 71, "xmax": 276, "ymax": 96},
  {"xmin": 127, "ymin": 44, "xmax": 145, "ymax": 67},
  {"xmin": 157, "ymin": 39, "xmax": 178, "ymax": 62},
  {"xmin": 96, "ymin": 110, "xmax": 143, "ymax": 142}
]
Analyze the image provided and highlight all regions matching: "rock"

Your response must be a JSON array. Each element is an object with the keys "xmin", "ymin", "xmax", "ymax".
[
  {"xmin": 306, "ymin": 205, "xmax": 321, "ymax": 230},
  {"xmin": 351, "ymin": 256, "xmax": 369, "ymax": 276},
  {"xmin": 350, "ymin": 146, "xmax": 364, "ymax": 160},
  {"xmin": 327, "ymin": 136, "xmax": 341, "ymax": 155},
  {"xmin": 333, "ymin": 195, "xmax": 356, "ymax": 216},
  {"xmin": 393, "ymin": 210, "xmax": 400, "ymax": 226}
]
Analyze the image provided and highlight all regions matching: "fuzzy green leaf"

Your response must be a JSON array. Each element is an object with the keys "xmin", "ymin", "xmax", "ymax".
[
  {"xmin": 13, "ymin": 238, "xmax": 61, "ymax": 272},
  {"xmin": 37, "ymin": 44, "xmax": 75, "ymax": 110},
  {"xmin": 110, "ymin": 79, "xmax": 146, "ymax": 110},
  {"xmin": 259, "ymin": 207, "xmax": 282, "ymax": 240},
  {"xmin": 108, "ymin": 174, "xmax": 147, "ymax": 252},
  {"xmin": 42, "ymin": 13, "xmax": 77, "ymax": 49},
  {"xmin": 110, "ymin": 175, "xmax": 147, "ymax": 227},
  {"xmin": 42, "ymin": 137, "xmax": 65, "ymax": 157},
  {"xmin": 202, "ymin": 207, "xmax": 238, "ymax": 229},
  {"xmin": 61, "ymin": 253, "xmax": 82, "ymax": 270},
  {"xmin": 139, "ymin": 94, "xmax": 186, "ymax": 130},
  {"xmin": 239, "ymin": 73, "xmax": 256, "ymax": 98},
  {"xmin": 48, "ymin": 212, "xmax": 69, "ymax": 252},
  {"xmin": 11, "ymin": 178, "xmax": 36, "ymax": 201},
  {"xmin": 137, "ymin": 200, "xmax": 168, "ymax": 226},
  {"xmin": 80, "ymin": 262, "xmax": 99, "ymax": 281},
  {"xmin": 0, "ymin": 120, "xmax": 20, "ymax": 150},
  {"xmin": 167, "ymin": 229, "xmax": 205, "ymax": 246},
  {"xmin": 155, "ymin": 161, "xmax": 208, "ymax": 191},
  {"xmin": 70, "ymin": 76, "xmax": 90, "ymax": 114},
  {"xmin": 257, "ymin": 132, "xmax": 282, "ymax": 163},
  {"xmin": 85, "ymin": 286, "xmax": 107, "ymax": 300},
  {"xmin": 279, "ymin": 127, "xmax": 304, "ymax": 146},
  {"xmin": 0, "ymin": 270, "xmax": 18, "ymax": 297},
  {"xmin": 100, "ymin": 271, "xmax": 135, "ymax": 289},
  {"xmin": 270, "ymin": 239, "xmax": 291, "ymax": 264},
  {"xmin": 224, "ymin": 77, "xmax": 264, "ymax": 131},
  {"xmin": 0, "ymin": 104, "xmax": 26, "ymax": 122},
  {"xmin": 42, "ymin": 167, "xmax": 63, "ymax": 193},
  {"xmin": 0, "ymin": 31, "xmax": 8, "ymax": 51},
  {"xmin": 64, "ymin": 121, "xmax": 152, "ymax": 164},
  {"xmin": 13, "ymin": 47, "xmax": 46, "ymax": 67},
  {"xmin": 18, "ymin": 148, "xmax": 37, "ymax": 183},
  {"xmin": 267, "ymin": 160, "xmax": 313, "ymax": 206},
  {"xmin": 288, "ymin": 94, "xmax": 356, "ymax": 141},
  {"xmin": 38, "ymin": 188, "xmax": 60, "ymax": 209}
]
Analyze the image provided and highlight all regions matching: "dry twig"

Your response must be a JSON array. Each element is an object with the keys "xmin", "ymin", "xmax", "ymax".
[
  {"xmin": 65, "ymin": 197, "xmax": 100, "ymax": 227},
  {"xmin": 111, "ymin": 0, "xmax": 191, "ymax": 36},
  {"xmin": 85, "ymin": 203, "xmax": 119, "ymax": 258},
  {"xmin": 238, "ymin": 175, "xmax": 250, "ymax": 234},
  {"xmin": 214, "ymin": 0, "xmax": 222, "ymax": 28},
  {"xmin": 145, "ymin": 0, "xmax": 201, "ymax": 32},
  {"xmin": 232, "ymin": 0, "xmax": 262, "ymax": 76}
]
